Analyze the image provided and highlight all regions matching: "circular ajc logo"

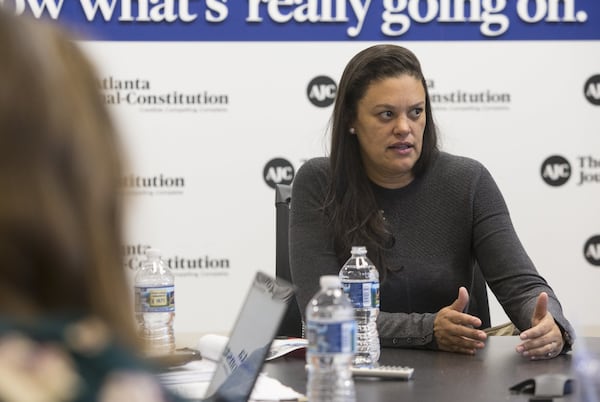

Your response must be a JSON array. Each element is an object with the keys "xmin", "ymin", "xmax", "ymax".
[
  {"xmin": 307, "ymin": 76, "xmax": 337, "ymax": 108},
  {"xmin": 540, "ymin": 155, "xmax": 571, "ymax": 187},
  {"xmin": 584, "ymin": 74, "xmax": 600, "ymax": 106},
  {"xmin": 263, "ymin": 158, "xmax": 294, "ymax": 189},
  {"xmin": 583, "ymin": 235, "xmax": 600, "ymax": 266}
]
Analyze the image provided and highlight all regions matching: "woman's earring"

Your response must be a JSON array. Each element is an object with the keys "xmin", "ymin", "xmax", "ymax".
[{"xmin": 349, "ymin": 127, "xmax": 356, "ymax": 134}]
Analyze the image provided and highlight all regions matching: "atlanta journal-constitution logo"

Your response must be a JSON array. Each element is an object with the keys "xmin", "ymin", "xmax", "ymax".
[
  {"xmin": 584, "ymin": 74, "xmax": 600, "ymax": 106},
  {"xmin": 584, "ymin": 235, "xmax": 600, "ymax": 267},
  {"xmin": 123, "ymin": 244, "xmax": 231, "ymax": 277},
  {"xmin": 541, "ymin": 155, "xmax": 600, "ymax": 186},
  {"xmin": 307, "ymin": 76, "xmax": 337, "ymax": 108},
  {"xmin": 121, "ymin": 173, "xmax": 186, "ymax": 196},
  {"xmin": 428, "ymin": 79, "xmax": 512, "ymax": 112},
  {"xmin": 98, "ymin": 77, "xmax": 230, "ymax": 113},
  {"xmin": 264, "ymin": 158, "xmax": 295, "ymax": 189}
]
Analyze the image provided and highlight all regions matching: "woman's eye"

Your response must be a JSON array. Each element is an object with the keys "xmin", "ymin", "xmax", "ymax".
[
  {"xmin": 411, "ymin": 108, "xmax": 424, "ymax": 118},
  {"xmin": 379, "ymin": 111, "xmax": 393, "ymax": 119}
]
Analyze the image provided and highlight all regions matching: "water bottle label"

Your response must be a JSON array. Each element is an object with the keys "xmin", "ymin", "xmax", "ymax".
[
  {"xmin": 135, "ymin": 285, "xmax": 175, "ymax": 313},
  {"xmin": 342, "ymin": 281, "xmax": 380, "ymax": 309},
  {"xmin": 306, "ymin": 320, "xmax": 356, "ymax": 354}
]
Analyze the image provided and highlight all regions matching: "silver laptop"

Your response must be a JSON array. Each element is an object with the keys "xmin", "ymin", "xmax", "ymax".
[{"xmin": 200, "ymin": 271, "xmax": 295, "ymax": 402}]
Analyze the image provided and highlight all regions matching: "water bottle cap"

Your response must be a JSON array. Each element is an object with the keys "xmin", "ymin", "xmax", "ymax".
[
  {"xmin": 145, "ymin": 248, "xmax": 162, "ymax": 259},
  {"xmin": 351, "ymin": 246, "xmax": 367, "ymax": 255},
  {"xmin": 320, "ymin": 275, "xmax": 341, "ymax": 289}
]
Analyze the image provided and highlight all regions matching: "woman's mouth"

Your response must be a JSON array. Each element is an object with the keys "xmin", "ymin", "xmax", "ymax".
[{"xmin": 388, "ymin": 142, "xmax": 413, "ymax": 154}]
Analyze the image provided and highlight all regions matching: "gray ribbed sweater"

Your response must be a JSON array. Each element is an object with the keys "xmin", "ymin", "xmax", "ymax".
[{"xmin": 289, "ymin": 152, "xmax": 574, "ymax": 349}]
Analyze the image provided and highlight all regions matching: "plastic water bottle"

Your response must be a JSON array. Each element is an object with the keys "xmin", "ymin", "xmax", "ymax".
[
  {"xmin": 306, "ymin": 275, "xmax": 356, "ymax": 402},
  {"xmin": 573, "ymin": 338, "xmax": 600, "ymax": 402},
  {"xmin": 134, "ymin": 248, "xmax": 175, "ymax": 355},
  {"xmin": 339, "ymin": 246, "xmax": 380, "ymax": 367}
]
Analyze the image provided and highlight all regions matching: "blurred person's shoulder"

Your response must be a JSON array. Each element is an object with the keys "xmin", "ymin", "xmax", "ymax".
[{"xmin": 0, "ymin": 315, "xmax": 180, "ymax": 402}]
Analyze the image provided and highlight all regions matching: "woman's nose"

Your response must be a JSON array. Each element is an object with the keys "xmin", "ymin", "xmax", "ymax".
[{"xmin": 393, "ymin": 116, "xmax": 411, "ymax": 135}]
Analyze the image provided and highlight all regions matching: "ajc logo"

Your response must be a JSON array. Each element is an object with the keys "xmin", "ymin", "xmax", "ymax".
[
  {"xmin": 307, "ymin": 76, "xmax": 337, "ymax": 108},
  {"xmin": 584, "ymin": 74, "xmax": 600, "ymax": 106},
  {"xmin": 264, "ymin": 158, "xmax": 294, "ymax": 189},
  {"xmin": 584, "ymin": 235, "xmax": 600, "ymax": 267},
  {"xmin": 541, "ymin": 155, "xmax": 571, "ymax": 186}
]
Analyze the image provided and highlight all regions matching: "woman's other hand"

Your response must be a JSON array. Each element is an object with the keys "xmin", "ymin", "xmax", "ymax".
[{"xmin": 516, "ymin": 292, "xmax": 564, "ymax": 360}]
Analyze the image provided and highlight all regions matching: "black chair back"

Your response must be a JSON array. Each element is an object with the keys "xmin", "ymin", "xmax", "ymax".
[{"xmin": 275, "ymin": 184, "xmax": 303, "ymax": 338}]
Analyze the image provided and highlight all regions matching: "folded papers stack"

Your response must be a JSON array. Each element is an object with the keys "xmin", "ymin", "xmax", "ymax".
[{"xmin": 157, "ymin": 334, "xmax": 307, "ymax": 401}]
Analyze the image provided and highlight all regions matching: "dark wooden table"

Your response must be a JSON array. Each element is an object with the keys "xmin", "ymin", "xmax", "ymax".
[{"xmin": 264, "ymin": 336, "xmax": 600, "ymax": 401}]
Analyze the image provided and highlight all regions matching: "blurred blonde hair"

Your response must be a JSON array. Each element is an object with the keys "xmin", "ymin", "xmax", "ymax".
[{"xmin": 0, "ymin": 10, "xmax": 137, "ymax": 347}]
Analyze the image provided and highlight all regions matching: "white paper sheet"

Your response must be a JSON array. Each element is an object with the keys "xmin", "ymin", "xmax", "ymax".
[{"xmin": 158, "ymin": 334, "xmax": 306, "ymax": 401}]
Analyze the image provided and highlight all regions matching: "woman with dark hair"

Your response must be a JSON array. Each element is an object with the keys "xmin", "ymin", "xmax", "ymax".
[
  {"xmin": 289, "ymin": 44, "xmax": 574, "ymax": 359},
  {"xmin": 0, "ymin": 10, "xmax": 184, "ymax": 401}
]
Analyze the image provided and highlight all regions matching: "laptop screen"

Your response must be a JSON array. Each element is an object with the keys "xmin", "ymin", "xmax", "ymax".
[{"xmin": 204, "ymin": 271, "xmax": 295, "ymax": 402}]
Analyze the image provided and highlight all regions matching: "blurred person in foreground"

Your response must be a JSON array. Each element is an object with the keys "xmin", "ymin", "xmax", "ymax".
[
  {"xmin": 0, "ymin": 10, "xmax": 185, "ymax": 402},
  {"xmin": 289, "ymin": 44, "xmax": 574, "ymax": 359}
]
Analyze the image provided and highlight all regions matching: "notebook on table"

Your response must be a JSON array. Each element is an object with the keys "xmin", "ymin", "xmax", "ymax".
[{"xmin": 188, "ymin": 271, "xmax": 296, "ymax": 402}]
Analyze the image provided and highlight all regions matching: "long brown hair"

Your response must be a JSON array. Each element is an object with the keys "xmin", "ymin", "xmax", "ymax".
[
  {"xmin": 325, "ymin": 44, "xmax": 439, "ymax": 272},
  {"xmin": 0, "ymin": 11, "xmax": 137, "ymax": 347}
]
